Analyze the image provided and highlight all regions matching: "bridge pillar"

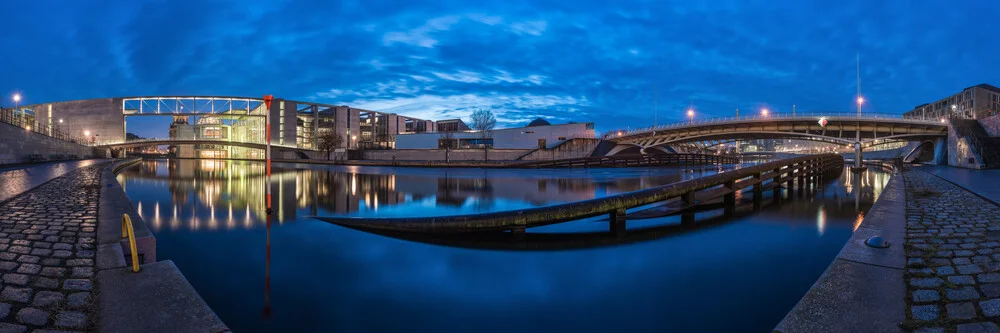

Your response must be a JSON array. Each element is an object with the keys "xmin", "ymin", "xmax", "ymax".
[
  {"xmin": 609, "ymin": 208, "xmax": 627, "ymax": 235},
  {"xmin": 854, "ymin": 142, "xmax": 864, "ymax": 169}
]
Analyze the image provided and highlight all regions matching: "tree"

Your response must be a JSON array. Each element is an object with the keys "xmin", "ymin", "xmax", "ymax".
[
  {"xmin": 469, "ymin": 108, "xmax": 497, "ymax": 161},
  {"xmin": 317, "ymin": 131, "xmax": 344, "ymax": 160},
  {"xmin": 439, "ymin": 130, "xmax": 456, "ymax": 162}
]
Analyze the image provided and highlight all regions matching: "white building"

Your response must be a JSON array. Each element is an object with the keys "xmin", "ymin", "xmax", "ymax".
[{"xmin": 395, "ymin": 118, "xmax": 596, "ymax": 149}]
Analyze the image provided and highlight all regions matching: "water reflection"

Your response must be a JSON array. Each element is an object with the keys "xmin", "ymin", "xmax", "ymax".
[
  {"xmin": 116, "ymin": 159, "xmax": 891, "ymax": 333},
  {"xmin": 120, "ymin": 159, "xmax": 725, "ymax": 231}
]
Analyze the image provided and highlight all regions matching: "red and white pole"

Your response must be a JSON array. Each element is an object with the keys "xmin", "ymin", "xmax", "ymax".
[{"xmin": 263, "ymin": 95, "xmax": 274, "ymax": 215}]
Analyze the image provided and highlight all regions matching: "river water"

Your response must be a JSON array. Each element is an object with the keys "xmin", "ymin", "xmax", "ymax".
[{"xmin": 116, "ymin": 159, "xmax": 889, "ymax": 333}]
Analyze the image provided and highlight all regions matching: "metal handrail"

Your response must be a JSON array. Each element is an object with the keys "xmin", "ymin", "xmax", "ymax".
[
  {"xmin": 603, "ymin": 113, "xmax": 945, "ymax": 139},
  {"xmin": 121, "ymin": 214, "xmax": 140, "ymax": 273},
  {"xmin": 0, "ymin": 108, "xmax": 91, "ymax": 144}
]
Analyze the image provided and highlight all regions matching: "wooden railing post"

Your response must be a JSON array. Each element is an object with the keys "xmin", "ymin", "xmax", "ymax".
[
  {"xmin": 610, "ymin": 208, "xmax": 627, "ymax": 235},
  {"xmin": 724, "ymin": 180, "xmax": 736, "ymax": 216},
  {"xmin": 753, "ymin": 172, "xmax": 763, "ymax": 210}
]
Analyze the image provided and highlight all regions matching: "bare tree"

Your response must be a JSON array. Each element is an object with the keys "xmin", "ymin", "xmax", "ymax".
[
  {"xmin": 469, "ymin": 109, "xmax": 497, "ymax": 161},
  {"xmin": 438, "ymin": 130, "xmax": 456, "ymax": 162},
  {"xmin": 317, "ymin": 131, "xmax": 344, "ymax": 160}
]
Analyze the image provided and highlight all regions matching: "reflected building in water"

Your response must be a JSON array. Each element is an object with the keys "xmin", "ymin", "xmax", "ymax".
[{"xmin": 122, "ymin": 160, "xmax": 701, "ymax": 232}]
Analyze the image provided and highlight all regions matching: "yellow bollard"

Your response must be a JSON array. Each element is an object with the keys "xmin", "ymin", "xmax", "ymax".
[{"xmin": 121, "ymin": 214, "xmax": 140, "ymax": 273}]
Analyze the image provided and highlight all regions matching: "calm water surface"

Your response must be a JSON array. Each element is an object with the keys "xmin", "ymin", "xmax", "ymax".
[{"xmin": 117, "ymin": 159, "xmax": 888, "ymax": 333}]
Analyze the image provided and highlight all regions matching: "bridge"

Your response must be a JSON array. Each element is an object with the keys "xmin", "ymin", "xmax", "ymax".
[
  {"xmin": 94, "ymin": 138, "xmax": 304, "ymax": 151},
  {"xmin": 604, "ymin": 113, "xmax": 947, "ymax": 154}
]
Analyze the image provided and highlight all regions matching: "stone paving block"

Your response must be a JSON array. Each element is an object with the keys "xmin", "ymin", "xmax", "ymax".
[
  {"xmin": 982, "ymin": 298, "xmax": 1000, "ymax": 317},
  {"xmin": 959, "ymin": 264, "xmax": 985, "ymax": 275},
  {"xmin": 981, "ymin": 273, "xmax": 1000, "ymax": 283},
  {"xmin": 947, "ymin": 302, "xmax": 977, "ymax": 320},
  {"xmin": 950, "ymin": 275, "xmax": 977, "ymax": 285},
  {"xmin": 912, "ymin": 304, "xmax": 939, "ymax": 321},
  {"xmin": 948, "ymin": 286, "xmax": 983, "ymax": 301},
  {"xmin": 15, "ymin": 307, "xmax": 48, "ymax": 326},
  {"xmin": 913, "ymin": 290, "xmax": 940, "ymax": 303},
  {"xmin": 912, "ymin": 277, "xmax": 945, "ymax": 288},
  {"xmin": 0, "ymin": 323, "xmax": 26, "ymax": 333},
  {"xmin": 957, "ymin": 322, "xmax": 1000, "ymax": 333}
]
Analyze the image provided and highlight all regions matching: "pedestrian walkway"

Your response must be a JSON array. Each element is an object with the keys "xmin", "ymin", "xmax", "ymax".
[
  {"xmin": 914, "ymin": 164, "xmax": 1000, "ymax": 205},
  {"xmin": 903, "ymin": 169, "xmax": 1000, "ymax": 332},
  {"xmin": 0, "ymin": 161, "xmax": 110, "ymax": 332},
  {"xmin": 0, "ymin": 160, "xmax": 104, "ymax": 204}
]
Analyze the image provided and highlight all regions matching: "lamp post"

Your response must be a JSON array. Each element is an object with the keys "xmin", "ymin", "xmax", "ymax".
[
  {"xmin": 761, "ymin": 108, "xmax": 769, "ymax": 118},
  {"xmin": 686, "ymin": 109, "xmax": 694, "ymax": 124},
  {"xmin": 13, "ymin": 93, "xmax": 22, "ymax": 127}
]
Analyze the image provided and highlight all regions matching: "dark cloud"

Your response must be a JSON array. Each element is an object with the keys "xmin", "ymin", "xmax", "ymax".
[{"xmin": 2, "ymin": 0, "xmax": 999, "ymax": 137}]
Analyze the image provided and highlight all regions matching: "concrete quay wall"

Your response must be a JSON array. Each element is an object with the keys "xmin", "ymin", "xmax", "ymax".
[{"xmin": 0, "ymin": 121, "xmax": 97, "ymax": 164}]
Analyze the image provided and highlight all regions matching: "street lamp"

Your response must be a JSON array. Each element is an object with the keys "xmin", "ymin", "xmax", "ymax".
[
  {"xmin": 686, "ymin": 109, "xmax": 694, "ymax": 124},
  {"xmin": 351, "ymin": 135, "xmax": 357, "ymax": 149},
  {"xmin": 12, "ymin": 93, "xmax": 22, "ymax": 126},
  {"xmin": 761, "ymin": 108, "xmax": 769, "ymax": 117}
]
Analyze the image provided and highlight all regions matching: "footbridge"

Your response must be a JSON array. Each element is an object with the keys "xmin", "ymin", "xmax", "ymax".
[
  {"xmin": 94, "ymin": 138, "xmax": 303, "ymax": 151},
  {"xmin": 604, "ymin": 113, "xmax": 947, "ymax": 154}
]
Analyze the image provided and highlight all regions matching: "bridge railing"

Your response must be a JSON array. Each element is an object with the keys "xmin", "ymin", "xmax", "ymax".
[
  {"xmin": 603, "ymin": 112, "xmax": 944, "ymax": 139},
  {"xmin": 104, "ymin": 137, "xmax": 300, "ymax": 149},
  {"xmin": 510, "ymin": 153, "xmax": 739, "ymax": 168},
  {"xmin": 315, "ymin": 153, "xmax": 845, "ymax": 234},
  {"xmin": 0, "ymin": 108, "xmax": 91, "ymax": 145}
]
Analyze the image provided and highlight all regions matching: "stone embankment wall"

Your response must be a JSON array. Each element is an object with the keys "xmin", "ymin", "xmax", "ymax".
[
  {"xmin": 979, "ymin": 114, "xmax": 1000, "ymax": 137},
  {"xmin": 0, "ymin": 121, "xmax": 96, "ymax": 164},
  {"xmin": 362, "ymin": 149, "xmax": 532, "ymax": 161},
  {"xmin": 947, "ymin": 126, "xmax": 983, "ymax": 169},
  {"xmin": 518, "ymin": 138, "xmax": 602, "ymax": 161}
]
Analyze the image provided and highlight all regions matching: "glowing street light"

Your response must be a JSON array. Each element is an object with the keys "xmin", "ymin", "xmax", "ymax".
[
  {"xmin": 84, "ymin": 130, "xmax": 91, "ymax": 137},
  {"xmin": 686, "ymin": 109, "xmax": 694, "ymax": 124},
  {"xmin": 761, "ymin": 108, "xmax": 769, "ymax": 117},
  {"xmin": 856, "ymin": 96, "xmax": 864, "ymax": 105},
  {"xmin": 12, "ymin": 93, "xmax": 22, "ymax": 127}
]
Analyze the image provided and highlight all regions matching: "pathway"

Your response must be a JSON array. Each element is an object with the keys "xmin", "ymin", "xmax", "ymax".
[
  {"xmin": 0, "ymin": 160, "xmax": 104, "ymax": 204},
  {"xmin": 903, "ymin": 169, "xmax": 1000, "ymax": 332},
  {"xmin": 0, "ymin": 161, "xmax": 110, "ymax": 332},
  {"xmin": 915, "ymin": 164, "xmax": 1000, "ymax": 205}
]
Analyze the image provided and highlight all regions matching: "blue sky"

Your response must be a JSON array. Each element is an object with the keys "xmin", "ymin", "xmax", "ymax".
[{"xmin": 2, "ymin": 0, "xmax": 999, "ymax": 138}]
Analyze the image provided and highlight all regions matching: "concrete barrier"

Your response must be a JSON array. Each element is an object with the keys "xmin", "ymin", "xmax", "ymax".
[{"xmin": 0, "ymin": 121, "xmax": 95, "ymax": 164}]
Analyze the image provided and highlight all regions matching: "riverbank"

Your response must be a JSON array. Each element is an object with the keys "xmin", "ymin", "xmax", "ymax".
[
  {"xmin": 777, "ymin": 164, "xmax": 1000, "ymax": 332},
  {"xmin": 775, "ymin": 165, "xmax": 908, "ymax": 332}
]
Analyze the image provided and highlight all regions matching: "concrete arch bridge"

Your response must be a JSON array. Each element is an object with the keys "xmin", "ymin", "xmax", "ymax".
[{"xmin": 603, "ymin": 114, "xmax": 948, "ymax": 158}]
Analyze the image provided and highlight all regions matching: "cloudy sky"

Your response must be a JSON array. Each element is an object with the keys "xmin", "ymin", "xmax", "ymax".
[{"xmin": 2, "ymin": 0, "xmax": 999, "ymax": 138}]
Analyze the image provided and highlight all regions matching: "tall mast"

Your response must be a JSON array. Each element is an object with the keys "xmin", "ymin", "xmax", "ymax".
[{"xmin": 654, "ymin": 83, "xmax": 658, "ymax": 128}]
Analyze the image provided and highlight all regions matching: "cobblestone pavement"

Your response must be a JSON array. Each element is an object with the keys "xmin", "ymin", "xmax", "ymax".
[
  {"xmin": 904, "ymin": 170, "xmax": 1000, "ymax": 332},
  {"xmin": 0, "ymin": 162, "xmax": 109, "ymax": 332},
  {"xmin": 0, "ymin": 160, "xmax": 100, "ymax": 204}
]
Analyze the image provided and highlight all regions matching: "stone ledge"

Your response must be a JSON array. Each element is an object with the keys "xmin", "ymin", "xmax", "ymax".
[{"xmin": 96, "ymin": 260, "xmax": 230, "ymax": 333}]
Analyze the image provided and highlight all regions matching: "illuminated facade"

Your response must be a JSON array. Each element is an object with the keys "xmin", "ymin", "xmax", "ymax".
[{"xmin": 12, "ymin": 96, "xmax": 435, "ymax": 152}]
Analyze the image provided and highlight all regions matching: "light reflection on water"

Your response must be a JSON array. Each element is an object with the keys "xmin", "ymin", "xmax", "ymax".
[{"xmin": 116, "ymin": 158, "xmax": 888, "ymax": 333}]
